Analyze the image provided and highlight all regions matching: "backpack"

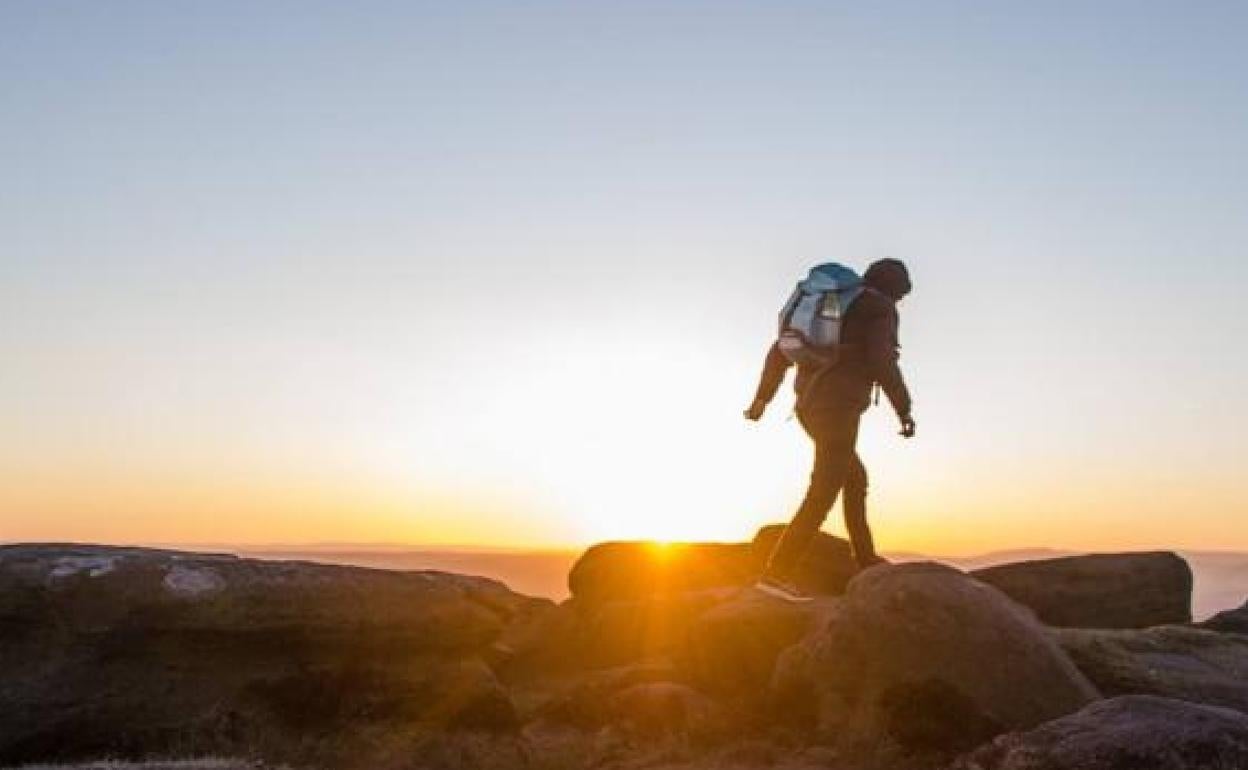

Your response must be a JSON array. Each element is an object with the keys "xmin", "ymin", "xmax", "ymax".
[{"xmin": 776, "ymin": 262, "xmax": 864, "ymax": 368}]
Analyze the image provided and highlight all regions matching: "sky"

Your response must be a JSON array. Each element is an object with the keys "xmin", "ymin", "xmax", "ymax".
[{"xmin": 3, "ymin": 1, "xmax": 1246, "ymax": 554}]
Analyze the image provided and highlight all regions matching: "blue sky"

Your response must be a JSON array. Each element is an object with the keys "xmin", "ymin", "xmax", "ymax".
[{"xmin": 3, "ymin": 1, "xmax": 1246, "ymax": 550}]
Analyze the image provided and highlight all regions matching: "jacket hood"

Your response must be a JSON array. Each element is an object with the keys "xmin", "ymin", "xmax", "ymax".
[{"xmin": 863, "ymin": 258, "xmax": 911, "ymax": 300}]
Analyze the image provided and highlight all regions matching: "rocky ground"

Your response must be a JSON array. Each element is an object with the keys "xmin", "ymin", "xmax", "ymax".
[{"xmin": 1, "ymin": 534, "xmax": 1245, "ymax": 770}]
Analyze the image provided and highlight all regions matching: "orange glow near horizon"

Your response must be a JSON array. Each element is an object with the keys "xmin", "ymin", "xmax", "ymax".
[{"xmin": 4, "ymin": 328, "xmax": 1244, "ymax": 556}]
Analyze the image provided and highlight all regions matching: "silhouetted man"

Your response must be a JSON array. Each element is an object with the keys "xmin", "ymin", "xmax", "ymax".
[{"xmin": 746, "ymin": 258, "xmax": 915, "ymax": 601}]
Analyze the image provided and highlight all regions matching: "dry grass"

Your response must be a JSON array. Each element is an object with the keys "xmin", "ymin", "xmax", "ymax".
[{"xmin": 5, "ymin": 760, "xmax": 275, "ymax": 770}]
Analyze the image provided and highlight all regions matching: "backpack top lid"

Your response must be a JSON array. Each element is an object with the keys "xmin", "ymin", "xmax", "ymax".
[{"xmin": 800, "ymin": 262, "xmax": 863, "ymax": 294}]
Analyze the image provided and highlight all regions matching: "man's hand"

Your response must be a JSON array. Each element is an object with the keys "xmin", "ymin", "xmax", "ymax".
[
  {"xmin": 899, "ymin": 414, "xmax": 916, "ymax": 438},
  {"xmin": 743, "ymin": 399, "xmax": 767, "ymax": 421}
]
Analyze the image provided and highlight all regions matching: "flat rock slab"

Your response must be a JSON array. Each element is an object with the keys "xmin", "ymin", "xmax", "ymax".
[
  {"xmin": 1203, "ymin": 599, "xmax": 1248, "ymax": 635},
  {"xmin": 971, "ymin": 551, "xmax": 1192, "ymax": 629},
  {"xmin": 1054, "ymin": 624, "xmax": 1248, "ymax": 713},
  {"xmin": 0, "ymin": 544, "xmax": 539, "ymax": 651},
  {"xmin": 954, "ymin": 695, "xmax": 1248, "ymax": 770},
  {"xmin": 567, "ymin": 526, "xmax": 858, "ymax": 606},
  {"xmin": 0, "ymin": 545, "xmax": 542, "ymax": 766}
]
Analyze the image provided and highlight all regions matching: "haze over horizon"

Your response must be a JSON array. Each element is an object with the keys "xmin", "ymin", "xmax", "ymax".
[{"xmin": 4, "ymin": 1, "xmax": 1247, "ymax": 554}]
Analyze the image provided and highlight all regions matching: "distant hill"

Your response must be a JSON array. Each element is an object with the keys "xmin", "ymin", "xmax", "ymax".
[{"xmin": 233, "ymin": 545, "xmax": 1246, "ymax": 621}]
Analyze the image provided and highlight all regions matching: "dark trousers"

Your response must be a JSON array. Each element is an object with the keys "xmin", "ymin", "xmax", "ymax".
[{"xmin": 766, "ymin": 407, "xmax": 876, "ymax": 576}]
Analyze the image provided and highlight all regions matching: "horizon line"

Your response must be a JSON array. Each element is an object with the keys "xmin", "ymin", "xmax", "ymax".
[{"xmin": 3, "ymin": 540, "xmax": 1246, "ymax": 560}]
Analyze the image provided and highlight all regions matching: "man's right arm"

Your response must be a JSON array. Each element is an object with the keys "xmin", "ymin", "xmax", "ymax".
[{"xmin": 745, "ymin": 341, "xmax": 791, "ymax": 419}]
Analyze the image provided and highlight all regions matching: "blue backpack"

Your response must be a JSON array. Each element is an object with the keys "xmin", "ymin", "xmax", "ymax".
[{"xmin": 776, "ymin": 262, "xmax": 865, "ymax": 368}]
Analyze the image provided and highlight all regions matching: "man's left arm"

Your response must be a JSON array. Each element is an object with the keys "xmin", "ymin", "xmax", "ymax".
[{"xmin": 865, "ymin": 304, "xmax": 914, "ymax": 435}]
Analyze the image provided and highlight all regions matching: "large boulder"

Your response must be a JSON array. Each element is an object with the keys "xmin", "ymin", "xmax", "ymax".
[
  {"xmin": 954, "ymin": 695, "xmax": 1248, "ymax": 770},
  {"xmin": 567, "ymin": 542, "xmax": 754, "ymax": 605},
  {"xmin": 567, "ymin": 527, "xmax": 860, "ymax": 608},
  {"xmin": 679, "ymin": 591, "xmax": 836, "ymax": 698},
  {"xmin": 750, "ymin": 525, "xmax": 857, "ymax": 596},
  {"xmin": 567, "ymin": 588, "xmax": 739, "ymax": 668},
  {"xmin": 529, "ymin": 660, "xmax": 684, "ymax": 730},
  {"xmin": 1204, "ymin": 599, "xmax": 1248, "ymax": 635},
  {"xmin": 971, "ymin": 552, "xmax": 1192, "ymax": 628},
  {"xmin": 771, "ymin": 563, "xmax": 1098, "ymax": 752},
  {"xmin": 1054, "ymin": 625, "xmax": 1248, "ymax": 713},
  {"xmin": 0, "ymin": 545, "xmax": 545, "ymax": 766}
]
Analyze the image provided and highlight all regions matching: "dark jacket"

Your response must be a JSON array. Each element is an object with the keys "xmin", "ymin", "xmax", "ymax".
[{"xmin": 752, "ymin": 287, "xmax": 912, "ymax": 417}]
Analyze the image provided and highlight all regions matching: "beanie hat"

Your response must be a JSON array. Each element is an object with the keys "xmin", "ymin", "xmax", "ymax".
[{"xmin": 863, "ymin": 258, "xmax": 911, "ymax": 300}]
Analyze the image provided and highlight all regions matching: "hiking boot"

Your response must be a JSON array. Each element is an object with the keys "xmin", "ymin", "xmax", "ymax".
[{"xmin": 753, "ymin": 575, "xmax": 812, "ymax": 603}]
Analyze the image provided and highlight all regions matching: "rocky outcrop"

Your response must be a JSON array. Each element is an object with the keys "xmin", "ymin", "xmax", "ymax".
[
  {"xmin": 0, "ymin": 545, "xmax": 548, "ymax": 766},
  {"xmin": 954, "ymin": 695, "xmax": 1248, "ymax": 770},
  {"xmin": 566, "ymin": 526, "xmax": 857, "ymax": 607},
  {"xmin": 1054, "ymin": 624, "xmax": 1248, "ymax": 713},
  {"xmin": 567, "ymin": 542, "xmax": 754, "ymax": 605},
  {"xmin": 4, "ymin": 540, "xmax": 1242, "ymax": 770},
  {"xmin": 970, "ymin": 551, "xmax": 1192, "ymax": 628},
  {"xmin": 561, "ymin": 588, "xmax": 738, "ymax": 668},
  {"xmin": 1204, "ymin": 599, "xmax": 1248, "ymax": 635},
  {"xmin": 679, "ymin": 591, "xmax": 835, "ymax": 698},
  {"xmin": 557, "ymin": 528, "xmax": 856, "ymax": 673},
  {"xmin": 772, "ymin": 563, "xmax": 1098, "ymax": 751},
  {"xmin": 750, "ymin": 525, "xmax": 857, "ymax": 596}
]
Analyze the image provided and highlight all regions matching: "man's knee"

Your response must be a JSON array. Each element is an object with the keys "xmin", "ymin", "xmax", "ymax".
[
  {"xmin": 798, "ymin": 483, "xmax": 838, "ymax": 522},
  {"xmin": 845, "ymin": 463, "xmax": 869, "ymax": 498},
  {"xmin": 798, "ymin": 486, "xmax": 838, "ymax": 516}
]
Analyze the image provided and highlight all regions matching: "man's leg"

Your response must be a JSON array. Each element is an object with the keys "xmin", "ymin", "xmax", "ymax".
[
  {"xmin": 843, "ymin": 452, "xmax": 879, "ymax": 567},
  {"xmin": 765, "ymin": 409, "xmax": 860, "ymax": 580}
]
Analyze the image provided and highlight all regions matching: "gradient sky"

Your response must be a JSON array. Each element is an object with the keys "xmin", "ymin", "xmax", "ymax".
[{"xmin": 3, "ymin": 1, "xmax": 1246, "ymax": 553}]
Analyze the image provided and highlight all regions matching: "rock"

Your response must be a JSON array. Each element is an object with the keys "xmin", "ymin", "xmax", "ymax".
[
  {"xmin": 567, "ymin": 541, "xmax": 755, "ymax": 605},
  {"xmin": 568, "ymin": 589, "xmax": 739, "ymax": 668},
  {"xmin": 971, "ymin": 551, "xmax": 1192, "ymax": 628},
  {"xmin": 750, "ymin": 524, "xmax": 857, "ymax": 596},
  {"xmin": 772, "ymin": 563, "xmax": 1098, "ymax": 752},
  {"xmin": 0, "ymin": 544, "xmax": 537, "ymax": 766},
  {"xmin": 1054, "ymin": 625, "xmax": 1248, "ymax": 713},
  {"xmin": 953, "ymin": 695, "xmax": 1248, "ymax": 770},
  {"xmin": 1203, "ymin": 599, "xmax": 1248, "ymax": 635},
  {"xmin": 567, "ymin": 527, "xmax": 860, "ymax": 611},
  {"xmin": 531, "ymin": 660, "xmax": 684, "ymax": 730},
  {"xmin": 679, "ymin": 590, "xmax": 836, "ymax": 698},
  {"xmin": 491, "ymin": 598, "xmax": 583, "ymax": 680},
  {"xmin": 608, "ymin": 682, "xmax": 727, "ymax": 738},
  {"xmin": 162, "ymin": 564, "xmax": 227, "ymax": 597}
]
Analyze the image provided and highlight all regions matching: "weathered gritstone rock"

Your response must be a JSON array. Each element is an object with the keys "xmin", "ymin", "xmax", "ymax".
[
  {"xmin": 570, "ymin": 588, "xmax": 740, "ymax": 668},
  {"xmin": 678, "ymin": 590, "xmax": 838, "ymax": 698},
  {"xmin": 971, "ymin": 551, "xmax": 1192, "ymax": 628},
  {"xmin": 163, "ymin": 565, "xmax": 227, "ymax": 597},
  {"xmin": 750, "ymin": 525, "xmax": 857, "ymax": 596},
  {"xmin": 0, "ymin": 544, "xmax": 545, "ymax": 766},
  {"xmin": 566, "ymin": 526, "xmax": 858, "ymax": 607},
  {"xmin": 1054, "ymin": 624, "xmax": 1248, "ymax": 713},
  {"xmin": 771, "ymin": 563, "xmax": 1098, "ymax": 752},
  {"xmin": 607, "ymin": 682, "xmax": 727, "ymax": 738},
  {"xmin": 531, "ymin": 660, "xmax": 685, "ymax": 731},
  {"xmin": 1204, "ymin": 599, "xmax": 1248, "ymax": 635},
  {"xmin": 953, "ymin": 695, "xmax": 1248, "ymax": 770},
  {"xmin": 567, "ymin": 541, "xmax": 756, "ymax": 605}
]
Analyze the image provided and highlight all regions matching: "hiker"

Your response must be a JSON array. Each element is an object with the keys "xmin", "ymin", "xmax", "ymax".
[{"xmin": 745, "ymin": 258, "xmax": 915, "ymax": 602}]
